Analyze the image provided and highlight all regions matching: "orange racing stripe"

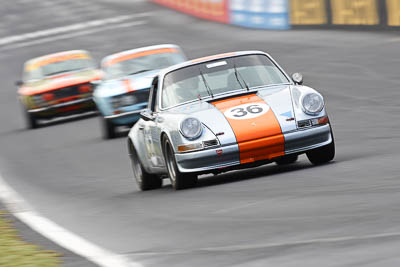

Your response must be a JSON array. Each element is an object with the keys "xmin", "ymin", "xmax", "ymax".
[
  {"xmin": 104, "ymin": 48, "xmax": 178, "ymax": 67},
  {"xmin": 212, "ymin": 94, "xmax": 285, "ymax": 164},
  {"xmin": 123, "ymin": 79, "xmax": 135, "ymax": 93},
  {"xmin": 26, "ymin": 53, "xmax": 90, "ymax": 71}
]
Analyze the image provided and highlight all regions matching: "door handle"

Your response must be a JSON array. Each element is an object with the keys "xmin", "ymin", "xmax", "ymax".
[{"xmin": 138, "ymin": 124, "xmax": 144, "ymax": 130}]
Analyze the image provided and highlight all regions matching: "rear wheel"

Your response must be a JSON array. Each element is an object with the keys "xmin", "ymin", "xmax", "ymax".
[
  {"xmin": 275, "ymin": 154, "xmax": 298, "ymax": 165},
  {"xmin": 130, "ymin": 145, "xmax": 162, "ymax": 191},
  {"xmin": 163, "ymin": 137, "xmax": 197, "ymax": 190},
  {"xmin": 101, "ymin": 117, "xmax": 115, "ymax": 139},
  {"xmin": 306, "ymin": 139, "xmax": 335, "ymax": 165}
]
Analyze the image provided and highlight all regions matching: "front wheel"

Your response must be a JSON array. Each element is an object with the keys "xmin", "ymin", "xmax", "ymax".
[
  {"xmin": 306, "ymin": 139, "xmax": 335, "ymax": 165},
  {"xmin": 130, "ymin": 146, "xmax": 162, "ymax": 191},
  {"xmin": 101, "ymin": 117, "xmax": 115, "ymax": 139},
  {"xmin": 24, "ymin": 109, "xmax": 38, "ymax": 129},
  {"xmin": 163, "ymin": 137, "xmax": 197, "ymax": 190}
]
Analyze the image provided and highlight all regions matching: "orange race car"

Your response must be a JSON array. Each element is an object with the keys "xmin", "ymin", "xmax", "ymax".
[{"xmin": 17, "ymin": 50, "xmax": 102, "ymax": 129}]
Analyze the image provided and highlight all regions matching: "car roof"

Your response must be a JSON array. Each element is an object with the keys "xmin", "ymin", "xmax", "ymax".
[
  {"xmin": 24, "ymin": 50, "xmax": 91, "ymax": 66},
  {"xmin": 158, "ymin": 50, "xmax": 271, "ymax": 77},
  {"xmin": 101, "ymin": 44, "xmax": 183, "ymax": 67}
]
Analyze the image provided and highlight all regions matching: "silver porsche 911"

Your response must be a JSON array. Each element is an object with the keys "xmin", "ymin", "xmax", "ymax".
[{"xmin": 127, "ymin": 51, "xmax": 335, "ymax": 190}]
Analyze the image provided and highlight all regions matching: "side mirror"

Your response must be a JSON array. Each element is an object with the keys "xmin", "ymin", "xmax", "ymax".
[
  {"xmin": 90, "ymin": 80, "xmax": 102, "ymax": 86},
  {"xmin": 291, "ymin": 73, "xmax": 303, "ymax": 85},
  {"xmin": 15, "ymin": 80, "xmax": 24, "ymax": 87},
  {"xmin": 140, "ymin": 110, "xmax": 154, "ymax": 121}
]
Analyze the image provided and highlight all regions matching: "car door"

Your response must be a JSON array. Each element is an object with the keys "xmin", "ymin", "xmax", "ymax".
[{"xmin": 148, "ymin": 77, "xmax": 166, "ymax": 168}]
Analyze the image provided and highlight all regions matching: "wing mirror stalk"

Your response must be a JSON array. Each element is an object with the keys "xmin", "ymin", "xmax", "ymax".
[
  {"xmin": 291, "ymin": 73, "xmax": 303, "ymax": 85},
  {"xmin": 140, "ymin": 110, "xmax": 155, "ymax": 121},
  {"xmin": 15, "ymin": 80, "xmax": 24, "ymax": 87},
  {"xmin": 90, "ymin": 80, "xmax": 102, "ymax": 89}
]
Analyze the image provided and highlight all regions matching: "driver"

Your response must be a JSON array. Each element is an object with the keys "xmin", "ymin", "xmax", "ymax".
[{"xmin": 175, "ymin": 76, "xmax": 203, "ymax": 103}]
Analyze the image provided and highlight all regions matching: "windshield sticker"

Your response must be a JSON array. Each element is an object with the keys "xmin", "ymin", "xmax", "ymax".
[
  {"xmin": 191, "ymin": 52, "xmax": 236, "ymax": 64},
  {"xmin": 206, "ymin": 61, "xmax": 227, "ymax": 69},
  {"xmin": 26, "ymin": 53, "xmax": 90, "ymax": 71},
  {"xmin": 224, "ymin": 103, "xmax": 270, "ymax": 120}
]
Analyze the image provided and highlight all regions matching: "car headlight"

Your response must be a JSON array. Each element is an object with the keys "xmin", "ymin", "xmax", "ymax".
[
  {"xmin": 302, "ymin": 93, "xmax": 324, "ymax": 115},
  {"xmin": 32, "ymin": 94, "xmax": 44, "ymax": 106},
  {"xmin": 111, "ymin": 97, "xmax": 121, "ymax": 109},
  {"xmin": 111, "ymin": 94, "xmax": 137, "ymax": 109},
  {"xmin": 180, "ymin": 117, "xmax": 203, "ymax": 140},
  {"xmin": 120, "ymin": 95, "xmax": 136, "ymax": 106}
]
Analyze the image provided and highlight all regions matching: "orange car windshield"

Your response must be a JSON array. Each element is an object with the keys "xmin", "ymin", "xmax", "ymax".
[{"xmin": 24, "ymin": 54, "xmax": 95, "ymax": 81}]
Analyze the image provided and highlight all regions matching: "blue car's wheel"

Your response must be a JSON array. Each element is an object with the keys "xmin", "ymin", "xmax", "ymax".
[{"xmin": 101, "ymin": 116, "xmax": 115, "ymax": 139}]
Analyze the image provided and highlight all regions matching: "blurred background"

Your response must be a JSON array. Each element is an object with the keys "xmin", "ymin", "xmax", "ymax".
[
  {"xmin": 152, "ymin": 0, "xmax": 400, "ymax": 29},
  {"xmin": 1, "ymin": 1, "xmax": 400, "ymax": 267}
]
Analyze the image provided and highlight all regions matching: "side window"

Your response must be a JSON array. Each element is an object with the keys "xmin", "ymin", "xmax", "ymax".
[
  {"xmin": 149, "ymin": 76, "xmax": 159, "ymax": 112},
  {"xmin": 23, "ymin": 67, "xmax": 43, "ymax": 82}
]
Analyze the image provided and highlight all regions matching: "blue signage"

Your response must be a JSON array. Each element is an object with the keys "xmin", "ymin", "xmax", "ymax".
[{"xmin": 230, "ymin": 0, "xmax": 290, "ymax": 30}]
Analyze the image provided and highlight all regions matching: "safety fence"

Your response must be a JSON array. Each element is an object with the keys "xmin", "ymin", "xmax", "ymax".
[{"xmin": 151, "ymin": 0, "xmax": 400, "ymax": 30}]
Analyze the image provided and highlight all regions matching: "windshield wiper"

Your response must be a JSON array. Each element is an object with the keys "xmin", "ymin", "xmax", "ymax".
[
  {"xmin": 199, "ymin": 70, "xmax": 214, "ymax": 98},
  {"xmin": 129, "ymin": 69, "xmax": 151, "ymax": 75},
  {"xmin": 233, "ymin": 64, "xmax": 250, "ymax": 91}
]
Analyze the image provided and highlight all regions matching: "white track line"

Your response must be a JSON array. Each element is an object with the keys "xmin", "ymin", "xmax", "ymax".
[
  {"xmin": 128, "ymin": 232, "xmax": 400, "ymax": 256},
  {"xmin": 0, "ymin": 20, "xmax": 147, "ymax": 52},
  {"xmin": 0, "ymin": 172, "xmax": 142, "ymax": 267},
  {"xmin": 0, "ymin": 12, "xmax": 152, "ymax": 47}
]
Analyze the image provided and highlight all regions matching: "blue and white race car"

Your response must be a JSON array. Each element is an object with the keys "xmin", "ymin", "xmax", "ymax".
[{"xmin": 93, "ymin": 44, "xmax": 186, "ymax": 139}]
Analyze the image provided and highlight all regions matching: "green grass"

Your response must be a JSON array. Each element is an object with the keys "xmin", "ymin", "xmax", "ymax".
[{"xmin": 0, "ymin": 211, "xmax": 61, "ymax": 267}]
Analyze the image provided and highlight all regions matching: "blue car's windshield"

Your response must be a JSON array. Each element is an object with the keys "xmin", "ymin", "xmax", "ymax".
[
  {"xmin": 161, "ymin": 54, "xmax": 290, "ymax": 109},
  {"xmin": 103, "ymin": 49, "xmax": 185, "ymax": 80}
]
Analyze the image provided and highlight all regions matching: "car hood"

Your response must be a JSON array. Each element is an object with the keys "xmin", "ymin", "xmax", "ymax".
[
  {"xmin": 18, "ymin": 69, "xmax": 101, "ymax": 96},
  {"xmin": 94, "ymin": 69, "xmax": 159, "ymax": 98},
  {"xmin": 166, "ymin": 85, "xmax": 297, "ymax": 147}
]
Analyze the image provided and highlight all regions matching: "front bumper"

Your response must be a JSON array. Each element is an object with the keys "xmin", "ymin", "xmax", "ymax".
[
  {"xmin": 284, "ymin": 124, "xmax": 332, "ymax": 154},
  {"xmin": 175, "ymin": 124, "xmax": 333, "ymax": 173},
  {"xmin": 175, "ymin": 143, "xmax": 241, "ymax": 173},
  {"xmin": 28, "ymin": 97, "xmax": 95, "ymax": 117},
  {"xmin": 104, "ymin": 109, "xmax": 145, "ymax": 126}
]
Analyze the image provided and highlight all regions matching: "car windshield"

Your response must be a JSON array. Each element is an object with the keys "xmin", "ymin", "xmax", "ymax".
[
  {"xmin": 103, "ymin": 50, "xmax": 185, "ymax": 80},
  {"xmin": 161, "ymin": 54, "xmax": 290, "ymax": 109},
  {"xmin": 24, "ymin": 55, "xmax": 95, "ymax": 81}
]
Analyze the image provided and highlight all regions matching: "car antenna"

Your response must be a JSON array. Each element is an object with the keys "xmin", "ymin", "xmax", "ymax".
[{"xmin": 199, "ymin": 70, "xmax": 214, "ymax": 98}]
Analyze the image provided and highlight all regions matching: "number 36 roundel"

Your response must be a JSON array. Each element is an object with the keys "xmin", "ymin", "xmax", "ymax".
[{"xmin": 224, "ymin": 103, "xmax": 270, "ymax": 120}]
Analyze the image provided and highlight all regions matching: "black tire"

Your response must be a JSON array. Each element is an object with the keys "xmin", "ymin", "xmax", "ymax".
[
  {"xmin": 24, "ymin": 109, "xmax": 38, "ymax": 129},
  {"xmin": 306, "ymin": 138, "xmax": 335, "ymax": 165},
  {"xmin": 101, "ymin": 117, "xmax": 115, "ymax": 139},
  {"xmin": 130, "ymin": 144, "xmax": 162, "ymax": 191},
  {"xmin": 275, "ymin": 154, "xmax": 298, "ymax": 165},
  {"xmin": 163, "ymin": 136, "xmax": 198, "ymax": 190}
]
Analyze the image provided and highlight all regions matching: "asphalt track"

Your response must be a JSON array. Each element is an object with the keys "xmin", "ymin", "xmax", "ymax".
[{"xmin": 1, "ymin": 1, "xmax": 400, "ymax": 266}]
